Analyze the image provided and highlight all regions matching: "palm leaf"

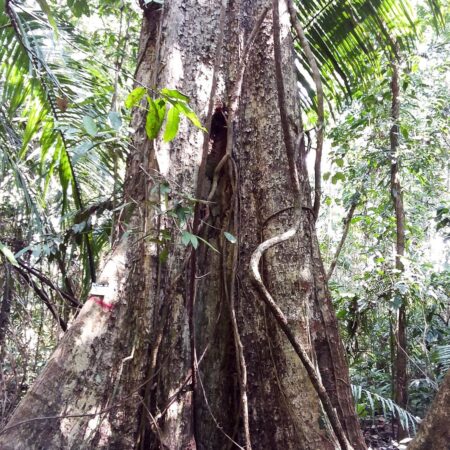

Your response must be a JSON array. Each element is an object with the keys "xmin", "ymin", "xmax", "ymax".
[{"xmin": 294, "ymin": 0, "xmax": 444, "ymax": 108}]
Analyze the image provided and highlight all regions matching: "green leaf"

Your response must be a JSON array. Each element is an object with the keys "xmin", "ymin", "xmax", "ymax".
[
  {"xmin": 0, "ymin": 242, "xmax": 19, "ymax": 267},
  {"xmin": 392, "ymin": 294, "xmax": 403, "ymax": 310},
  {"xmin": 224, "ymin": 232, "xmax": 237, "ymax": 243},
  {"xmin": 400, "ymin": 124, "xmax": 409, "ymax": 140},
  {"xmin": 159, "ymin": 183, "xmax": 171, "ymax": 194},
  {"xmin": 190, "ymin": 234, "xmax": 199, "ymax": 249},
  {"xmin": 175, "ymin": 102, "xmax": 206, "ymax": 131},
  {"xmin": 83, "ymin": 116, "xmax": 98, "ymax": 137},
  {"xmin": 36, "ymin": 0, "xmax": 58, "ymax": 36},
  {"xmin": 67, "ymin": 0, "xmax": 90, "ymax": 17},
  {"xmin": 331, "ymin": 172, "xmax": 346, "ymax": 184},
  {"xmin": 125, "ymin": 87, "xmax": 147, "ymax": 109},
  {"xmin": 182, "ymin": 231, "xmax": 192, "ymax": 246},
  {"xmin": 146, "ymin": 97, "xmax": 166, "ymax": 139},
  {"xmin": 108, "ymin": 112, "xmax": 122, "ymax": 131},
  {"xmin": 181, "ymin": 231, "xmax": 199, "ymax": 249},
  {"xmin": 160, "ymin": 88, "xmax": 190, "ymax": 102},
  {"xmin": 163, "ymin": 106, "xmax": 181, "ymax": 142}
]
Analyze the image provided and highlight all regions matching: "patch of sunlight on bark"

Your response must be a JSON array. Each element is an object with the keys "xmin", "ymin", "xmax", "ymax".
[
  {"xmin": 167, "ymin": 397, "xmax": 183, "ymax": 422},
  {"xmin": 59, "ymin": 406, "xmax": 112, "ymax": 446},
  {"xmin": 85, "ymin": 414, "xmax": 112, "ymax": 446},
  {"xmin": 157, "ymin": 45, "xmax": 184, "ymax": 177}
]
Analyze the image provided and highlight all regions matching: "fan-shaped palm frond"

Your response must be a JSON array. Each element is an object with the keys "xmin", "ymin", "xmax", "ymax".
[{"xmin": 293, "ymin": 0, "xmax": 444, "ymax": 108}]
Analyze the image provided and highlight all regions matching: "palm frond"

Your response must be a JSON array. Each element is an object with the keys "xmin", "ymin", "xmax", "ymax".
[
  {"xmin": 294, "ymin": 0, "xmax": 444, "ymax": 108},
  {"xmin": 352, "ymin": 384, "xmax": 419, "ymax": 434}
]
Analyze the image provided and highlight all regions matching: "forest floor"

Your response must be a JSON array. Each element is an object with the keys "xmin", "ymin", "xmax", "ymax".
[{"xmin": 362, "ymin": 417, "xmax": 412, "ymax": 449}]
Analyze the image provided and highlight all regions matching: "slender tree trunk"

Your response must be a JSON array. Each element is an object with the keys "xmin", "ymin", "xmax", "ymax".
[
  {"xmin": 408, "ymin": 368, "xmax": 450, "ymax": 450},
  {"xmin": 327, "ymin": 202, "xmax": 358, "ymax": 281},
  {"xmin": 0, "ymin": 263, "xmax": 12, "ymax": 358},
  {"xmin": 390, "ymin": 59, "xmax": 408, "ymax": 440},
  {"xmin": 0, "ymin": 2, "xmax": 365, "ymax": 449}
]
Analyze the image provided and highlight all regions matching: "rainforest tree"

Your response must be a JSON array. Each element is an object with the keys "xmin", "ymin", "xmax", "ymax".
[{"xmin": 0, "ymin": 0, "xmax": 448, "ymax": 449}]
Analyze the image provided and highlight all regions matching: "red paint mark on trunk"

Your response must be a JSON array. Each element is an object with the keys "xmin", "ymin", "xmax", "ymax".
[{"xmin": 89, "ymin": 295, "xmax": 114, "ymax": 311}]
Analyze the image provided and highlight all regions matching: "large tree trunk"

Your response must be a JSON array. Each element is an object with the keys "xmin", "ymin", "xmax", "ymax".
[
  {"xmin": 0, "ymin": 2, "xmax": 365, "ymax": 449},
  {"xmin": 408, "ymin": 369, "xmax": 450, "ymax": 450}
]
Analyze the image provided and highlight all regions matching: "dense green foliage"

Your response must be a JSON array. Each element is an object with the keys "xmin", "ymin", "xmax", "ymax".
[{"xmin": 319, "ymin": 5, "xmax": 450, "ymax": 429}]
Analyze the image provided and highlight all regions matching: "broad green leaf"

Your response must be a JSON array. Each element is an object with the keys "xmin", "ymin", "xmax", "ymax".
[
  {"xmin": 161, "ymin": 88, "xmax": 190, "ymax": 102},
  {"xmin": 163, "ymin": 106, "xmax": 181, "ymax": 142},
  {"xmin": 224, "ymin": 232, "xmax": 237, "ymax": 243},
  {"xmin": 190, "ymin": 234, "xmax": 199, "ymax": 249},
  {"xmin": 400, "ymin": 124, "xmax": 409, "ymax": 139},
  {"xmin": 125, "ymin": 87, "xmax": 147, "ymax": 109},
  {"xmin": 145, "ymin": 97, "xmax": 165, "ymax": 139},
  {"xmin": 392, "ymin": 294, "xmax": 403, "ymax": 310},
  {"xmin": 0, "ymin": 243, "xmax": 19, "ymax": 267},
  {"xmin": 83, "ymin": 116, "xmax": 98, "ymax": 136},
  {"xmin": 181, "ymin": 231, "xmax": 199, "ymax": 249},
  {"xmin": 159, "ymin": 183, "xmax": 171, "ymax": 194}
]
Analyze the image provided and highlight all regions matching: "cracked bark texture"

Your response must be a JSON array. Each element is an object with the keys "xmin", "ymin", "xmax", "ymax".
[{"xmin": 0, "ymin": 1, "xmax": 365, "ymax": 449}]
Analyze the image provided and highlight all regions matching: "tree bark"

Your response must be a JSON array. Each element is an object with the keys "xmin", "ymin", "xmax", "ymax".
[
  {"xmin": 0, "ymin": 2, "xmax": 365, "ymax": 449},
  {"xmin": 408, "ymin": 369, "xmax": 450, "ymax": 450}
]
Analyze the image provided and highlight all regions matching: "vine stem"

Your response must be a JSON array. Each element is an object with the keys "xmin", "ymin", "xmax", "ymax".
[{"xmin": 286, "ymin": 0, "xmax": 324, "ymax": 220}]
